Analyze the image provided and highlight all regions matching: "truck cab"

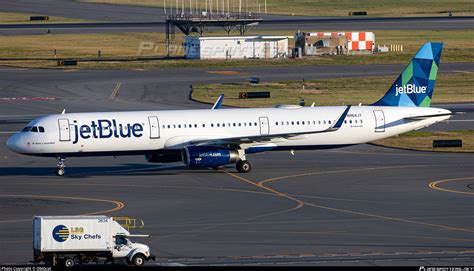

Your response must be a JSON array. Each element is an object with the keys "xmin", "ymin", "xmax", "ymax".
[{"xmin": 113, "ymin": 235, "xmax": 153, "ymax": 266}]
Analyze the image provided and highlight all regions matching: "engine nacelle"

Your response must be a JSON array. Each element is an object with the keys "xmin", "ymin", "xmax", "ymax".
[
  {"xmin": 182, "ymin": 146, "xmax": 239, "ymax": 167},
  {"xmin": 145, "ymin": 150, "xmax": 182, "ymax": 163}
]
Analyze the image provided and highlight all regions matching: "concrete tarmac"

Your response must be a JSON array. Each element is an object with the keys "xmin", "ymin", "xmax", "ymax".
[
  {"xmin": 0, "ymin": 64, "xmax": 473, "ymax": 266},
  {"xmin": 1, "ymin": 16, "xmax": 473, "ymax": 36}
]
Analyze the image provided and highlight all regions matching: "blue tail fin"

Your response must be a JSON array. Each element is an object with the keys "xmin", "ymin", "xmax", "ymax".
[{"xmin": 372, "ymin": 42, "xmax": 443, "ymax": 107}]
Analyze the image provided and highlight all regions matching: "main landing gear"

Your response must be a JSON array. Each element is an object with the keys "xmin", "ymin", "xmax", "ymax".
[
  {"xmin": 236, "ymin": 160, "xmax": 252, "ymax": 173},
  {"xmin": 55, "ymin": 156, "xmax": 66, "ymax": 176},
  {"xmin": 235, "ymin": 150, "xmax": 252, "ymax": 173}
]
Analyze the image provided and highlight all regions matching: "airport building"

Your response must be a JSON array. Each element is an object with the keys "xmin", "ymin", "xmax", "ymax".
[
  {"xmin": 295, "ymin": 31, "xmax": 375, "ymax": 56},
  {"xmin": 183, "ymin": 35, "xmax": 292, "ymax": 59}
]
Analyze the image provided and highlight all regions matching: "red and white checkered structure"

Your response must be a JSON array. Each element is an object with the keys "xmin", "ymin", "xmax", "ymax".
[{"xmin": 301, "ymin": 32, "xmax": 375, "ymax": 51}]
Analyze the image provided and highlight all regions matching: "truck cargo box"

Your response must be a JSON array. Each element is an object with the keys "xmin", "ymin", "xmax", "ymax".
[{"xmin": 33, "ymin": 216, "xmax": 130, "ymax": 252}]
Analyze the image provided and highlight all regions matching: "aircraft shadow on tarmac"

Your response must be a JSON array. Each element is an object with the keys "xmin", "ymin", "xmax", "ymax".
[{"xmin": 0, "ymin": 164, "xmax": 225, "ymax": 178}]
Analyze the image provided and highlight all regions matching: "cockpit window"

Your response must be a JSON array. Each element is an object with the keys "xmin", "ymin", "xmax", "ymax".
[
  {"xmin": 39, "ymin": 126, "xmax": 45, "ymax": 133},
  {"xmin": 30, "ymin": 126, "xmax": 38, "ymax": 132},
  {"xmin": 21, "ymin": 126, "xmax": 32, "ymax": 132}
]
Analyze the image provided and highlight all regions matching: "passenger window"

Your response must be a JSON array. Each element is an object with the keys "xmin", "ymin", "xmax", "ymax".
[
  {"xmin": 313, "ymin": 121, "xmax": 316, "ymax": 125},
  {"xmin": 328, "ymin": 120, "xmax": 331, "ymax": 124},
  {"xmin": 211, "ymin": 124, "xmax": 214, "ymax": 127},
  {"xmin": 202, "ymin": 124, "xmax": 205, "ymax": 128},
  {"xmin": 323, "ymin": 121, "xmax": 326, "ymax": 124},
  {"xmin": 31, "ymin": 126, "xmax": 38, "ymax": 132},
  {"xmin": 222, "ymin": 123, "xmax": 226, "ymax": 127},
  {"xmin": 302, "ymin": 121, "xmax": 305, "ymax": 125},
  {"xmin": 360, "ymin": 120, "xmax": 363, "ymax": 123},
  {"xmin": 178, "ymin": 125, "xmax": 181, "ymax": 128},
  {"xmin": 254, "ymin": 122, "xmax": 257, "ymax": 126},
  {"xmin": 217, "ymin": 123, "xmax": 220, "ymax": 127},
  {"xmin": 349, "ymin": 120, "xmax": 352, "ymax": 124},
  {"xmin": 39, "ymin": 126, "xmax": 45, "ymax": 133},
  {"xmin": 318, "ymin": 121, "xmax": 321, "ymax": 124},
  {"xmin": 275, "ymin": 122, "xmax": 278, "ymax": 125},
  {"xmin": 233, "ymin": 123, "xmax": 236, "ymax": 127},
  {"xmin": 194, "ymin": 124, "xmax": 197, "ymax": 128},
  {"xmin": 291, "ymin": 121, "xmax": 294, "ymax": 125},
  {"xmin": 167, "ymin": 125, "xmax": 170, "ymax": 128},
  {"xmin": 238, "ymin": 123, "xmax": 241, "ymax": 126}
]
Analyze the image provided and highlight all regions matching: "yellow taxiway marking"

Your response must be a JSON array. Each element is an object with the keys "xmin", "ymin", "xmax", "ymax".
[
  {"xmin": 223, "ymin": 171, "xmax": 305, "ymax": 213},
  {"xmin": 0, "ymin": 194, "xmax": 124, "ymax": 223},
  {"xmin": 108, "ymin": 81, "xmax": 122, "ymax": 100},
  {"xmin": 258, "ymin": 165, "xmax": 424, "ymax": 186},
  {"xmin": 429, "ymin": 177, "xmax": 474, "ymax": 196},
  {"xmin": 63, "ymin": 69, "xmax": 79, "ymax": 72},
  {"xmin": 224, "ymin": 165, "xmax": 474, "ymax": 234}
]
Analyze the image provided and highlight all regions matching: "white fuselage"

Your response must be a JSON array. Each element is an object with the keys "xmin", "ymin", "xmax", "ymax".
[{"xmin": 7, "ymin": 105, "xmax": 451, "ymax": 157}]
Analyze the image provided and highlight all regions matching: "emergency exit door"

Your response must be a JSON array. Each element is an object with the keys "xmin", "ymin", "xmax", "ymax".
[
  {"xmin": 259, "ymin": 117, "xmax": 269, "ymax": 135},
  {"xmin": 373, "ymin": 110, "xmax": 385, "ymax": 132},
  {"xmin": 148, "ymin": 116, "xmax": 160, "ymax": 139},
  {"xmin": 58, "ymin": 119, "xmax": 70, "ymax": 141}
]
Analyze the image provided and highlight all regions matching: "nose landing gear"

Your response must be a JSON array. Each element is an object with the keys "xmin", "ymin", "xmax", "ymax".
[{"xmin": 55, "ymin": 156, "xmax": 66, "ymax": 176}]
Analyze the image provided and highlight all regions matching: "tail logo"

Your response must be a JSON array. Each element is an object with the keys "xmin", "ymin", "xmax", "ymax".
[
  {"xmin": 395, "ymin": 84, "xmax": 427, "ymax": 96},
  {"xmin": 372, "ymin": 42, "xmax": 443, "ymax": 108}
]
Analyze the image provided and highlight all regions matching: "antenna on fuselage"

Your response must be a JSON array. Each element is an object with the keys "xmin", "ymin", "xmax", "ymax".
[{"xmin": 61, "ymin": 109, "xmax": 66, "ymax": 114}]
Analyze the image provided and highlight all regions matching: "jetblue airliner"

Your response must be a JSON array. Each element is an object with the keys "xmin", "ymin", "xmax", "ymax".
[{"xmin": 7, "ymin": 43, "xmax": 452, "ymax": 176}]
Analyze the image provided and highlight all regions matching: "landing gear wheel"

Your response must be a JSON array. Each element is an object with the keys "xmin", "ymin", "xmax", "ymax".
[
  {"xmin": 64, "ymin": 258, "xmax": 75, "ymax": 268},
  {"xmin": 132, "ymin": 254, "xmax": 145, "ymax": 266},
  {"xmin": 55, "ymin": 167, "xmax": 65, "ymax": 176},
  {"xmin": 55, "ymin": 156, "xmax": 66, "ymax": 177},
  {"xmin": 236, "ymin": 160, "xmax": 252, "ymax": 173}
]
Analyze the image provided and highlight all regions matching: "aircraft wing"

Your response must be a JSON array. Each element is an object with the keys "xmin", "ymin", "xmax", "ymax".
[{"xmin": 190, "ymin": 105, "xmax": 351, "ymax": 146}]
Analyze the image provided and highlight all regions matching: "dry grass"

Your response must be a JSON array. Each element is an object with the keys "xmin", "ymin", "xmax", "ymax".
[
  {"xmin": 373, "ymin": 130, "xmax": 474, "ymax": 152},
  {"xmin": 80, "ymin": 0, "xmax": 474, "ymax": 16},
  {"xmin": 0, "ymin": 29, "xmax": 473, "ymax": 69},
  {"xmin": 0, "ymin": 12, "xmax": 93, "ymax": 24},
  {"xmin": 191, "ymin": 73, "xmax": 474, "ymax": 107}
]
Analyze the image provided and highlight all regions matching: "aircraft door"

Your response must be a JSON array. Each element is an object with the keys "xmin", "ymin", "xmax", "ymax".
[
  {"xmin": 58, "ymin": 119, "xmax": 70, "ymax": 141},
  {"xmin": 373, "ymin": 110, "xmax": 385, "ymax": 132},
  {"xmin": 148, "ymin": 116, "xmax": 160, "ymax": 139},
  {"xmin": 259, "ymin": 117, "xmax": 270, "ymax": 135}
]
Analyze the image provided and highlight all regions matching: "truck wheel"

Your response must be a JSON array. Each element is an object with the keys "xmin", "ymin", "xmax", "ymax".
[
  {"xmin": 64, "ymin": 258, "xmax": 75, "ymax": 268},
  {"xmin": 132, "ymin": 254, "xmax": 145, "ymax": 266}
]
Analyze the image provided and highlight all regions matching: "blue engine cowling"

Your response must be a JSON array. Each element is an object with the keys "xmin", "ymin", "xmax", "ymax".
[{"xmin": 182, "ymin": 146, "xmax": 239, "ymax": 167}]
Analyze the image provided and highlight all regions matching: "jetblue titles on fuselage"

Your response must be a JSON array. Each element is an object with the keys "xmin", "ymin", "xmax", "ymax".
[{"xmin": 72, "ymin": 119, "xmax": 143, "ymax": 144}]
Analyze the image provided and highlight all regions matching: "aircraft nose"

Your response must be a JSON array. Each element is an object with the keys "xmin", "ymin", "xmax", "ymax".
[{"xmin": 6, "ymin": 133, "xmax": 22, "ymax": 153}]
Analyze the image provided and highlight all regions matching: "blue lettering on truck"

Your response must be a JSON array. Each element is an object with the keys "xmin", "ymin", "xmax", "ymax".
[
  {"xmin": 72, "ymin": 119, "xmax": 143, "ymax": 144},
  {"xmin": 52, "ymin": 224, "xmax": 101, "ymax": 242}
]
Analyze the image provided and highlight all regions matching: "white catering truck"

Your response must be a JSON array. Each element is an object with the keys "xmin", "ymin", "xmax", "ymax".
[{"xmin": 33, "ymin": 216, "xmax": 155, "ymax": 267}]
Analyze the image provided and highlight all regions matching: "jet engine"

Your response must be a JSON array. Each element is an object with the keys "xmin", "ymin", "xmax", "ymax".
[{"xmin": 182, "ymin": 146, "xmax": 239, "ymax": 167}]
